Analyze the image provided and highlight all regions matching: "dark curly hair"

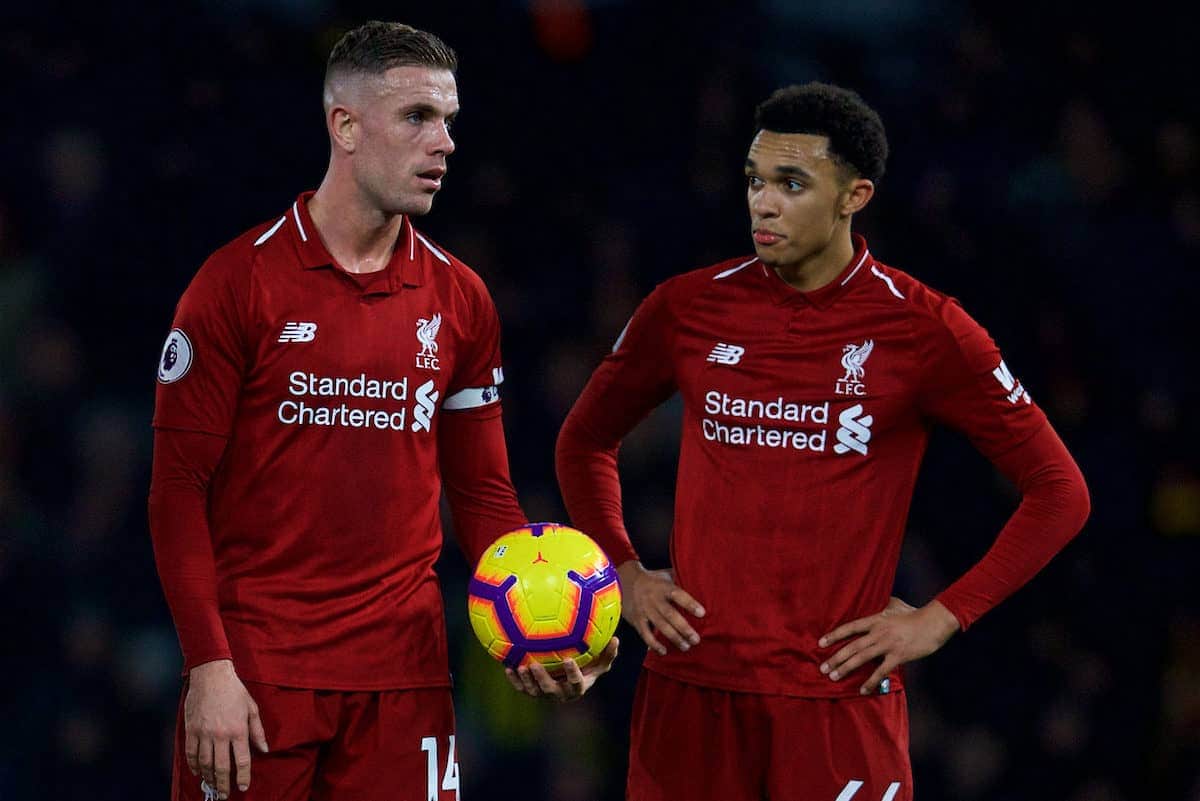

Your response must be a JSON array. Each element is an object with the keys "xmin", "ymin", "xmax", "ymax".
[
  {"xmin": 326, "ymin": 21, "xmax": 457, "ymax": 82},
  {"xmin": 754, "ymin": 82, "xmax": 888, "ymax": 185}
]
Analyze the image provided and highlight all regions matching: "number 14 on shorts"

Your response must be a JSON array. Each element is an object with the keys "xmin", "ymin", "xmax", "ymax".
[
  {"xmin": 420, "ymin": 735, "xmax": 461, "ymax": 801},
  {"xmin": 836, "ymin": 780, "xmax": 902, "ymax": 801}
]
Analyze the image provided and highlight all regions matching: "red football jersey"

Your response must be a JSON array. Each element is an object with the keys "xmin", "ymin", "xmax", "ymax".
[
  {"xmin": 153, "ymin": 193, "xmax": 516, "ymax": 690},
  {"xmin": 559, "ymin": 236, "xmax": 1066, "ymax": 697}
]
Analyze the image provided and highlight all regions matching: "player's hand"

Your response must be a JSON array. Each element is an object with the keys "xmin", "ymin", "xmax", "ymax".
[
  {"xmin": 617, "ymin": 560, "xmax": 705, "ymax": 655},
  {"xmin": 185, "ymin": 659, "xmax": 269, "ymax": 799},
  {"xmin": 505, "ymin": 637, "xmax": 620, "ymax": 702},
  {"xmin": 819, "ymin": 597, "xmax": 961, "ymax": 695}
]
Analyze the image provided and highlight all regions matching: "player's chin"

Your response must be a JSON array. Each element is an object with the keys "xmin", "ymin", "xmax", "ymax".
[
  {"xmin": 396, "ymin": 192, "xmax": 436, "ymax": 217},
  {"xmin": 754, "ymin": 244, "xmax": 784, "ymax": 266}
]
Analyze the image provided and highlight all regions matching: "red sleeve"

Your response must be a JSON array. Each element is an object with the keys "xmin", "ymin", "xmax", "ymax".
[
  {"xmin": 437, "ymin": 272, "xmax": 525, "ymax": 564},
  {"xmin": 147, "ymin": 428, "xmax": 232, "ymax": 671},
  {"xmin": 934, "ymin": 423, "xmax": 1089, "ymax": 629},
  {"xmin": 917, "ymin": 298, "xmax": 1089, "ymax": 629},
  {"xmin": 152, "ymin": 252, "xmax": 250, "ymax": 436},
  {"xmin": 437, "ymin": 405, "xmax": 527, "ymax": 565},
  {"xmin": 444, "ymin": 273, "xmax": 504, "ymax": 408},
  {"xmin": 916, "ymin": 297, "xmax": 1047, "ymax": 455},
  {"xmin": 556, "ymin": 284, "xmax": 678, "ymax": 567}
]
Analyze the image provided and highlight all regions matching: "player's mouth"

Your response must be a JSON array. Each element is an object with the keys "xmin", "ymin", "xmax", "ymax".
[
  {"xmin": 753, "ymin": 229, "xmax": 784, "ymax": 245},
  {"xmin": 416, "ymin": 167, "xmax": 446, "ymax": 191}
]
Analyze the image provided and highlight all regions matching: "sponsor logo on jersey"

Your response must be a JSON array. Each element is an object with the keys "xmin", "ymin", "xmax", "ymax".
[
  {"xmin": 833, "ymin": 404, "xmax": 873, "ymax": 455},
  {"xmin": 699, "ymin": 391, "xmax": 876, "ymax": 456},
  {"xmin": 276, "ymin": 371, "xmax": 440, "ymax": 433},
  {"xmin": 835, "ymin": 339, "xmax": 874, "ymax": 396},
  {"xmin": 157, "ymin": 328, "xmax": 193, "ymax": 383},
  {"xmin": 416, "ymin": 314, "xmax": 442, "ymax": 370},
  {"xmin": 278, "ymin": 321, "xmax": 318, "ymax": 343},
  {"xmin": 411, "ymin": 379, "xmax": 439, "ymax": 432},
  {"xmin": 706, "ymin": 343, "xmax": 745, "ymax": 365},
  {"xmin": 700, "ymin": 388, "xmax": 888, "ymax": 455},
  {"xmin": 991, "ymin": 359, "xmax": 1031, "ymax": 405},
  {"xmin": 701, "ymin": 391, "xmax": 829, "ymax": 451}
]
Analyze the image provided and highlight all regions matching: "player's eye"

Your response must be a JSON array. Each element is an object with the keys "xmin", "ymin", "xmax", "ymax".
[
  {"xmin": 405, "ymin": 111, "xmax": 425, "ymax": 125},
  {"xmin": 746, "ymin": 175, "xmax": 763, "ymax": 189},
  {"xmin": 785, "ymin": 179, "xmax": 805, "ymax": 192}
]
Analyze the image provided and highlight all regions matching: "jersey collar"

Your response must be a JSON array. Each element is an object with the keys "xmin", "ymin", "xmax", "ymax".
[
  {"xmin": 760, "ymin": 234, "xmax": 873, "ymax": 309},
  {"xmin": 290, "ymin": 191, "xmax": 428, "ymax": 290}
]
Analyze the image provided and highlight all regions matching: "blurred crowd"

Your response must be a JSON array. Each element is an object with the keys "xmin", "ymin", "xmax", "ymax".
[{"xmin": 2, "ymin": 1, "xmax": 1197, "ymax": 799}]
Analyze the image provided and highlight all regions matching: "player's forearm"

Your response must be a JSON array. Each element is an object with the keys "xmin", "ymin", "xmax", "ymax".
[
  {"xmin": 438, "ymin": 407, "xmax": 527, "ymax": 563},
  {"xmin": 555, "ymin": 410, "xmax": 640, "ymax": 567},
  {"xmin": 936, "ymin": 425, "xmax": 1090, "ymax": 629},
  {"xmin": 147, "ymin": 429, "xmax": 233, "ymax": 670}
]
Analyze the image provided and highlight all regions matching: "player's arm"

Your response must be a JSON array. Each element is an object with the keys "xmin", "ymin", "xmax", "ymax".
[
  {"xmin": 149, "ymin": 252, "xmax": 266, "ymax": 798},
  {"xmin": 437, "ymin": 403, "xmax": 527, "ymax": 564},
  {"xmin": 821, "ymin": 300, "xmax": 1089, "ymax": 694},
  {"xmin": 439, "ymin": 281, "xmax": 616, "ymax": 702},
  {"xmin": 149, "ymin": 429, "xmax": 269, "ymax": 794},
  {"xmin": 556, "ymin": 285, "xmax": 706, "ymax": 655}
]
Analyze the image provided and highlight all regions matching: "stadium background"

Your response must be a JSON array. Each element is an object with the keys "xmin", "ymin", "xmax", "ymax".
[{"xmin": 2, "ymin": 1, "xmax": 1197, "ymax": 799}]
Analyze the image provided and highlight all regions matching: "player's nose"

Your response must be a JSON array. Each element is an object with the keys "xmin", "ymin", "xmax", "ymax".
[
  {"xmin": 750, "ymin": 189, "xmax": 779, "ymax": 218},
  {"xmin": 432, "ymin": 123, "xmax": 455, "ymax": 156}
]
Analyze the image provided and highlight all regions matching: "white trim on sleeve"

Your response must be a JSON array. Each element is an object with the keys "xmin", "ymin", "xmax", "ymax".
[{"xmin": 254, "ymin": 216, "xmax": 287, "ymax": 246}]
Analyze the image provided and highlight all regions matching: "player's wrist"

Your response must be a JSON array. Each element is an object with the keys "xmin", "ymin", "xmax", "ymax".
[
  {"xmin": 922, "ymin": 600, "xmax": 961, "ymax": 641},
  {"xmin": 188, "ymin": 658, "xmax": 236, "ymax": 680},
  {"xmin": 616, "ymin": 559, "xmax": 646, "ymax": 585}
]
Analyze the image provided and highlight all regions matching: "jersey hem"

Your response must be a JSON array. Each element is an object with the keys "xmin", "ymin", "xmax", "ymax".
[
  {"xmin": 234, "ymin": 671, "xmax": 454, "ymax": 693},
  {"xmin": 641, "ymin": 661, "xmax": 905, "ymax": 700},
  {"xmin": 151, "ymin": 421, "xmax": 233, "ymax": 439}
]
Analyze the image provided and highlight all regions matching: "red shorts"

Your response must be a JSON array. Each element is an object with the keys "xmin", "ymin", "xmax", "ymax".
[
  {"xmin": 171, "ymin": 680, "xmax": 459, "ymax": 801},
  {"xmin": 627, "ymin": 670, "xmax": 912, "ymax": 801}
]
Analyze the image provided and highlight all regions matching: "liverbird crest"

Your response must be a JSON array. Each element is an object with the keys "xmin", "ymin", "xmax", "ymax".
[
  {"xmin": 416, "ymin": 313, "xmax": 442, "ymax": 357},
  {"xmin": 840, "ymin": 339, "xmax": 874, "ymax": 383}
]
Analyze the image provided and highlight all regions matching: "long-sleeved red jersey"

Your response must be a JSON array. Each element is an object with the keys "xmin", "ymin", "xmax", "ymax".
[
  {"xmin": 557, "ymin": 236, "xmax": 1089, "ymax": 698},
  {"xmin": 149, "ymin": 193, "xmax": 526, "ymax": 690}
]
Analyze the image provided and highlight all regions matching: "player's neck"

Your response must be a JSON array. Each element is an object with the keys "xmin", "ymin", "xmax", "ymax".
[
  {"xmin": 772, "ymin": 229, "xmax": 856, "ymax": 293},
  {"xmin": 308, "ymin": 181, "xmax": 404, "ymax": 275}
]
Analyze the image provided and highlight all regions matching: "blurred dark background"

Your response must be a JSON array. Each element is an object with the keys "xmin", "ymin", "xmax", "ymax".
[{"xmin": 2, "ymin": 0, "xmax": 1198, "ymax": 799}]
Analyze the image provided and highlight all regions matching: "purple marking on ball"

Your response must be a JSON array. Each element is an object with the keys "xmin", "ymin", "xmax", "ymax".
[
  {"xmin": 468, "ymin": 574, "xmax": 517, "ymax": 601},
  {"xmin": 469, "ymin": 562, "xmax": 620, "ymax": 663}
]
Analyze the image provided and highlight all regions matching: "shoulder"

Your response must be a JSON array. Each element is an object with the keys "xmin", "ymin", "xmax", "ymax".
[
  {"xmin": 862, "ymin": 259, "xmax": 982, "ymax": 336},
  {"xmin": 654, "ymin": 255, "xmax": 761, "ymax": 310},
  {"xmin": 864, "ymin": 259, "xmax": 998, "ymax": 376},
  {"xmin": 179, "ymin": 214, "xmax": 289, "ymax": 309},
  {"xmin": 408, "ymin": 225, "xmax": 499, "ymax": 329},
  {"xmin": 194, "ymin": 212, "xmax": 293, "ymax": 285},
  {"xmin": 411, "ymin": 226, "xmax": 487, "ymax": 291}
]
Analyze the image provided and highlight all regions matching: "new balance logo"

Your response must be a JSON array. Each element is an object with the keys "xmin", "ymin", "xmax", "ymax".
[
  {"xmin": 412, "ymin": 379, "xmax": 439, "ymax": 432},
  {"xmin": 278, "ymin": 322, "xmax": 318, "ymax": 343},
  {"xmin": 833, "ymin": 404, "xmax": 873, "ymax": 455},
  {"xmin": 706, "ymin": 343, "xmax": 745, "ymax": 365},
  {"xmin": 992, "ymin": 359, "xmax": 1031, "ymax": 405}
]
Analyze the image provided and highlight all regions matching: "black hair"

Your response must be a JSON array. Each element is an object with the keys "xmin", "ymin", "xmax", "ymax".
[{"xmin": 754, "ymin": 82, "xmax": 888, "ymax": 184}]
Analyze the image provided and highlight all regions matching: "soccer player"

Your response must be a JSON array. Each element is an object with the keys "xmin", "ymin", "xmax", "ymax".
[
  {"xmin": 149, "ymin": 21, "xmax": 615, "ymax": 801},
  {"xmin": 556, "ymin": 82, "xmax": 1090, "ymax": 801}
]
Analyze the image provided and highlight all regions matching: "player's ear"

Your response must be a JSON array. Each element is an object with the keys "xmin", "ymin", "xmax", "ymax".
[
  {"xmin": 840, "ymin": 178, "xmax": 874, "ymax": 218},
  {"xmin": 329, "ymin": 105, "xmax": 358, "ymax": 154}
]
